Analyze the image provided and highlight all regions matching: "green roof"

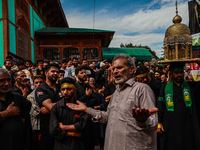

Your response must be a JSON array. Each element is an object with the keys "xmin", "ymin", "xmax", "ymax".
[
  {"xmin": 102, "ymin": 48, "xmax": 152, "ymax": 61},
  {"xmin": 36, "ymin": 27, "xmax": 115, "ymax": 34}
]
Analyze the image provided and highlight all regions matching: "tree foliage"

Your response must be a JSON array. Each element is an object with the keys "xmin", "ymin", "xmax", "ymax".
[{"xmin": 120, "ymin": 43, "xmax": 158, "ymax": 58}]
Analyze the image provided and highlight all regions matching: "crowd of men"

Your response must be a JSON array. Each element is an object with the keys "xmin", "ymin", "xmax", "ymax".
[{"xmin": 0, "ymin": 54, "xmax": 200, "ymax": 150}]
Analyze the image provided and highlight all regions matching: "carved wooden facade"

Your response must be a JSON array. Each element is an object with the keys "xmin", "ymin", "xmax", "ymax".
[
  {"xmin": 36, "ymin": 28, "xmax": 114, "ymax": 63},
  {"xmin": 0, "ymin": 0, "xmax": 68, "ymax": 66},
  {"xmin": 0, "ymin": 0, "xmax": 114, "ymax": 65}
]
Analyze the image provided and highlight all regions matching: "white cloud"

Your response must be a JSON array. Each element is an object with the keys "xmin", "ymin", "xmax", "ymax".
[
  {"xmin": 65, "ymin": 1, "xmax": 189, "ymax": 57},
  {"xmin": 145, "ymin": 0, "xmax": 159, "ymax": 10}
]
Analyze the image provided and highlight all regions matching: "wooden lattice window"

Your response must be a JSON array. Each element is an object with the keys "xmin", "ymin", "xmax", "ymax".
[
  {"xmin": 63, "ymin": 47, "xmax": 80, "ymax": 61},
  {"xmin": 16, "ymin": 0, "xmax": 29, "ymax": 17},
  {"xmin": 43, "ymin": 48, "xmax": 60, "ymax": 61},
  {"xmin": 82, "ymin": 47, "xmax": 99, "ymax": 61},
  {"xmin": 17, "ymin": 30, "xmax": 29, "ymax": 59}
]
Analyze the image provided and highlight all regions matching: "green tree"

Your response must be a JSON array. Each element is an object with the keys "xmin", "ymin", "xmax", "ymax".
[{"xmin": 120, "ymin": 43, "xmax": 158, "ymax": 59}]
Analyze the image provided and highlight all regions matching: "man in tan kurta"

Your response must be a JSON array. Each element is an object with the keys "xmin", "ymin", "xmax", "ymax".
[{"xmin": 67, "ymin": 54, "xmax": 158, "ymax": 150}]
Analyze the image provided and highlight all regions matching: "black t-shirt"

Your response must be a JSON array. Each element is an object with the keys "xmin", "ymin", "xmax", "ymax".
[
  {"xmin": 148, "ymin": 78, "xmax": 162, "ymax": 98},
  {"xmin": 10, "ymin": 85, "xmax": 23, "ymax": 95},
  {"xmin": 35, "ymin": 82, "xmax": 61, "ymax": 133},
  {"xmin": 95, "ymin": 70, "xmax": 105, "ymax": 89},
  {"xmin": 104, "ymin": 82, "xmax": 116, "ymax": 98},
  {"xmin": 75, "ymin": 82, "xmax": 98, "ymax": 108}
]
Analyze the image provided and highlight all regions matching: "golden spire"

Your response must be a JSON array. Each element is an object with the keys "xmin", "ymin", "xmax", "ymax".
[
  {"xmin": 164, "ymin": 0, "xmax": 191, "ymax": 38},
  {"xmin": 176, "ymin": 0, "xmax": 178, "ymax": 15},
  {"xmin": 173, "ymin": 0, "xmax": 182, "ymax": 24}
]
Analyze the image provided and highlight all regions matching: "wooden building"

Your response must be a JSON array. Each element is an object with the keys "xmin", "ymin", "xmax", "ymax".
[
  {"xmin": 0, "ymin": 0, "xmax": 114, "ymax": 66},
  {"xmin": 36, "ymin": 27, "xmax": 114, "ymax": 63}
]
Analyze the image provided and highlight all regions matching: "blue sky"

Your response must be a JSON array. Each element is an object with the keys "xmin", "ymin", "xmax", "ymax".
[{"xmin": 60, "ymin": 0, "xmax": 189, "ymax": 57}]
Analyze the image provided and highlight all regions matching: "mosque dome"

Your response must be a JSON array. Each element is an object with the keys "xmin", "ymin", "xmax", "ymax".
[
  {"xmin": 164, "ymin": 12, "xmax": 192, "ymax": 46},
  {"xmin": 165, "ymin": 15, "xmax": 191, "ymax": 38}
]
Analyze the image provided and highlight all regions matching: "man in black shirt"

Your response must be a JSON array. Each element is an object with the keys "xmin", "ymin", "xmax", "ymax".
[
  {"xmin": 10, "ymin": 71, "xmax": 29, "ymax": 97},
  {"xmin": 49, "ymin": 77, "xmax": 88, "ymax": 150},
  {"xmin": 35, "ymin": 63, "xmax": 61, "ymax": 150},
  {"xmin": 75, "ymin": 66, "xmax": 98, "ymax": 150},
  {"xmin": 75, "ymin": 66, "xmax": 98, "ymax": 107},
  {"xmin": 0, "ymin": 68, "xmax": 31, "ymax": 150},
  {"xmin": 157, "ymin": 62, "xmax": 200, "ymax": 150},
  {"xmin": 81, "ymin": 59, "xmax": 95, "ymax": 78},
  {"xmin": 95, "ymin": 62, "xmax": 106, "ymax": 89},
  {"xmin": 135, "ymin": 65, "xmax": 162, "ymax": 102}
]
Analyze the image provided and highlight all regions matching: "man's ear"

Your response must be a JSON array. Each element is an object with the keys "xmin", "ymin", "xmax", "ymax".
[{"xmin": 129, "ymin": 66, "xmax": 134, "ymax": 74}]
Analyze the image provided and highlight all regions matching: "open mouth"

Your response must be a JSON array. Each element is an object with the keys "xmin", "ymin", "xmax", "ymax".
[{"xmin": 114, "ymin": 75, "xmax": 122, "ymax": 80}]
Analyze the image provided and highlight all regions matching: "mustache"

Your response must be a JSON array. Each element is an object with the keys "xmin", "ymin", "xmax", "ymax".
[{"xmin": 114, "ymin": 73, "xmax": 122, "ymax": 77}]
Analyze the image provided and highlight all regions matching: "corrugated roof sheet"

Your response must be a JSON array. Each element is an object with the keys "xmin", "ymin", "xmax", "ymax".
[
  {"xmin": 36, "ymin": 27, "xmax": 115, "ymax": 33},
  {"xmin": 102, "ymin": 48, "xmax": 152, "ymax": 61}
]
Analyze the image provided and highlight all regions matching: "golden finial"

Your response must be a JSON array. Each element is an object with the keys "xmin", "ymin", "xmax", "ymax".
[{"xmin": 173, "ymin": 0, "xmax": 182, "ymax": 24}]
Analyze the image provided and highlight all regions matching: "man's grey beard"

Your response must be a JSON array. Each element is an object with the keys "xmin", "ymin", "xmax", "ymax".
[{"xmin": 115, "ymin": 74, "xmax": 129, "ymax": 85}]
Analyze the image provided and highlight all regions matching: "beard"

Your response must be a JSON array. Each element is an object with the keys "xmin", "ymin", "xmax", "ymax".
[
  {"xmin": 0, "ymin": 86, "xmax": 11, "ymax": 93},
  {"xmin": 79, "ymin": 75, "xmax": 87, "ymax": 82},
  {"xmin": 48, "ymin": 75, "xmax": 57, "ymax": 83},
  {"xmin": 173, "ymin": 76, "xmax": 184, "ymax": 83},
  {"xmin": 114, "ymin": 72, "xmax": 129, "ymax": 85},
  {"xmin": 6, "ymin": 66, "xmax": 11, "ymax": 70}
]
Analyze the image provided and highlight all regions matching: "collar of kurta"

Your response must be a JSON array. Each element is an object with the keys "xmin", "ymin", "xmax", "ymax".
[
  {"xmin": 116, "ymin": 78, "xmax": 136, "ymax": 91},
  {"xmin": 59, "ymin": 98, "xmax": 76, "ymax": 108}
]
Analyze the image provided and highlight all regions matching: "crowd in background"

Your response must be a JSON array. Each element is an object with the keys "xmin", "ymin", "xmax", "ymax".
[{"xmin": 0, "ymin": 55, "xmax": 197, "ymax": 150}]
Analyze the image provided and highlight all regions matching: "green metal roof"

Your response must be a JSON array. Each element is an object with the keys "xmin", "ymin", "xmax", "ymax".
[
  {"xmin": 102, "ymin": 48, "xmax": 152, "ymax": 61},
  {"xmin": 36, "ymin": 27, "xmax": 115, "ymax": 34}
]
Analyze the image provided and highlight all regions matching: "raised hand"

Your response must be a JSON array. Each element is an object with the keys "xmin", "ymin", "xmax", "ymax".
[
  {"xmin": 66, "ymin": 100, "xmax": 88, "ymax": 113},
  {"xmin": 132, "ymin": 107, "xmax": 158, "ymax": 122},
  {"xmin": 85, "ymin": 88, "xmax": 92, "ymax": 97},
  {"xmin": 105, "ymin": 95, "xmax": 112, "ymax": 103},
  {"xmin": 21, "ymin": 87, "xmax": 29, "ymax": 98}
]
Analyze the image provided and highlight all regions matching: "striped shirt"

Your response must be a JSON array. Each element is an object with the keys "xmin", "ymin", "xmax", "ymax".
[{"xmin": 27, "ymin": 90, "xmax": 40, "ymax": 130}]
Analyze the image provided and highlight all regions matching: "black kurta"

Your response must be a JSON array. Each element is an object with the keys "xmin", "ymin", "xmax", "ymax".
[
  {"xmin": 158, "ymin": 81, "xmax": 200, "ymax": 150},
  {"xmin": 0, "ymin": 92, "xmax": 31, "ymax": 150},
  {"xmin": 49, "ymin": 98, "xmax": 88, "ymax": 150},
  {"xmin": 75, "ymin": 82, "xmax": 98, "ymax": 150}
]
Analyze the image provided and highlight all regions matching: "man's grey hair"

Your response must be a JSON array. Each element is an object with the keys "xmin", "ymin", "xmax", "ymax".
[
  {"xmin": 0, "ymin": 68, "xmax": 11, "ymax": 77},
  {"xmin": 113, "ymin": 54, "xmax": 135, "ymax": 68}
]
